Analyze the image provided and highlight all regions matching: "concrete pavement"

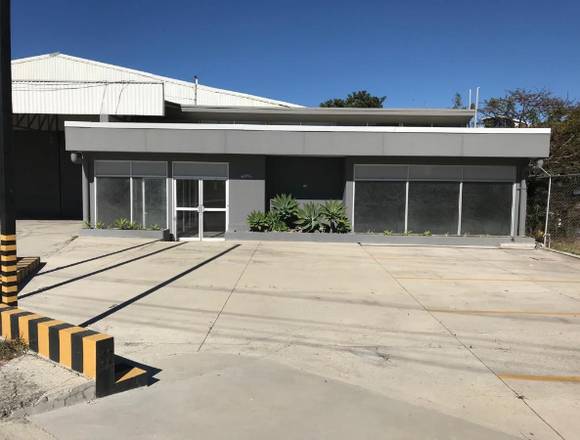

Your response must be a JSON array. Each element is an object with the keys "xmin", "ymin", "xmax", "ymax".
[{"xmin": 4, "ymin": 222, "xmax": 579, "ymax": 439}]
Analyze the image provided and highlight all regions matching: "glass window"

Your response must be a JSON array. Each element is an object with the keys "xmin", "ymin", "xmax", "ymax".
[
  {"xmin": 132, "ymin": 178, "xmax": 167, "ymax": 228},
  {"xmin": 462, "ymin": 183, "xmax": 512, "ymax": 235},
  {"xmin": 354, "ymin": 181, "xmax": 406, "ymax": 233},
  {"xmin": 144, "ymin": 179, "xmax": 167, "ymax": 228},
  {"xmin": 408, "ymin": 182, "xmax": 459, "ymax": 235},
  {"xmin": 177, "ymin": 211, "xmax": 199, "ymax": 238},
  {"xmin": 203, "ymin": 212, "xmax": 226, "ymax": 238},
  {"xmin": 203, "ymin": 180, "xmax": 226, "ymax": 208},
  {"xmin": 96, "ymin": 177, "xmax": 130, "ymax": 227},
  {"xmin": 176, "ymin": 179, "xmax": 199, "ymax": 208},
  {"xmin": 132, "ymin": 178, "xmax": 144, "ymax": 226}
]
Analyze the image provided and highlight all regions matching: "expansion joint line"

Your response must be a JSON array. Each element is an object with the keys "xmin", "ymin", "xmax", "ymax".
[
  {"xmin": 358, "ymin": 243, "xmax": 566, "ymax": 440},
  {"xmin": 197, "ymin": 242, "xmax": 261, "ymax": 352}
]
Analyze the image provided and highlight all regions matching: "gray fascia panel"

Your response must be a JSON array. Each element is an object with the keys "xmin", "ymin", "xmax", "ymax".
[{"xmin": 65, "ymin": 124, "xmax": 550, "ymax": 158}]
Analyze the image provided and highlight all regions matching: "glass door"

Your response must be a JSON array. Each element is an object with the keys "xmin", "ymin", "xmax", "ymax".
[{"xmin": 174, "ymin": 178, "xmax": 227, "ymax": 240}]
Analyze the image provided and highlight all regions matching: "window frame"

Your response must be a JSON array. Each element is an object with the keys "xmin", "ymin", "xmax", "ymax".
[
  {"xmin": 353, "ymin": 164, "xmax": 517, "ymax": 236},
  {"xmin": 94, "ymin": 160, "xmax": 168, "ymax": 228}
]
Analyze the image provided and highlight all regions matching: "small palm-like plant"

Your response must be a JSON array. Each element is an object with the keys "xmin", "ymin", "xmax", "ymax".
[
  {"xmin": 320, "ymin": 200, "xmax": 351, "ymax": 233},
  {"xmin": 296, "ymin": 202, "xmax": 326, "ymax": 233},
  {"xmin": 270, "ymin": 194, "xmax": 299, "ymax": 228}
]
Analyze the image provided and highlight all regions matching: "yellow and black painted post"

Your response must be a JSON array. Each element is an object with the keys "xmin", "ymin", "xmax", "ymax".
[{"xmin": 0, "ymin": 0, "xmax": 17, "ymax": 307}]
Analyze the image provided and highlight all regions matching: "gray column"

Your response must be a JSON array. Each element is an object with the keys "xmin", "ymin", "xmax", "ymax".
[
  {"xmin": 518, "ymin": 177, "xmax": 528, "ymax": 236},
  {"xmin": 81, "ymin": 155, "xmax": 90, "ymax": 224}
]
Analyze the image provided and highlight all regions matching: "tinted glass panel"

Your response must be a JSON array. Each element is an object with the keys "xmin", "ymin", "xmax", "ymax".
[
  {"xmin": 354, "ymin": 181, "xmax": 406, "ymax": 233},
  {"xmin": 203, "ymin": 180, "xmax": 226, "ymax": 208},
  {"xmin": 144, "ymin": 179, "xmax": 167, "ymax": 228},
  {"xmin": 176, "ymin": 211, "xmax": 199, "ymax": 238},
  {"xmin": 408, "ymin": 182, "xmax": 459, "ymax": 234},
  {"xmin": 176, "ymin": 179, "xmax": 198, "ymax": 208},
  {"xmin": 96, "ymin": 177, "xmax": 130, "ymax": 227},
  {"xmin": 203, "ymin": 212, "xmax": 226, "ymax": 238},
  {"xmin": 462, "ymin": 183, "xmax": 512, "ymax": 235},
  {"xmin": 132, "ymin": 178, "xmax": 144, "ymax": 226}
]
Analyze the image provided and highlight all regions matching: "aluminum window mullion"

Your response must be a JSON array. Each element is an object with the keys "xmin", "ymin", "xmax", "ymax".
[
  {"xmin": 457, "ymin": 181, "xmax": 463, "ymax": 236},
  {"xmin": 142, "ymin": 178, "xmax": 146, "ymax": 227},
  {"xmin": 404, "ymin": 181, "xmax": 409, "ymax": 233},
  {"xmin": 510, "ymin": 183, "xmax": 517, "ymax": 237}
]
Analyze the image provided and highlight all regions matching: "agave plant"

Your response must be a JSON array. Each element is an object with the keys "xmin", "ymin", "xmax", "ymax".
[
  {"xmin": 270, "ymin": 194, "xmax": 299, "ymax": 228},
  {"xmin": 266, "ymin": 212, "xmax": 289, "ymax": 232},
  {"xmin": 247, "ymin": 211, "xmax": 271, "ymax": 232},
  {"xmin": 295, "ymin": 202, "xmax": 327, "ymax": 233},
  {"xmin": 320, "ymin": 200, "xmax": 351, "ymax": 233}
]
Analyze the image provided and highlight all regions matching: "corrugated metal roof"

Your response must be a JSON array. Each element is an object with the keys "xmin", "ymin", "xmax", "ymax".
[
  {"xmin": 12, "ymin": 53, "xmax": 301, "ymax": 114},
  {"xmin": 12, "ymin": 80, "xmax": 164, "ymax": 115}
]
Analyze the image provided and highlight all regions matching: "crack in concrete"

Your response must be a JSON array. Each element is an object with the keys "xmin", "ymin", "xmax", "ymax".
[
  {"xmin": 197, "ymin": 242, "xmax": 261, "ymax": 353},
  {"xmin": 359, "ymin": 244, "xmax": 567, "ymax": 440}
]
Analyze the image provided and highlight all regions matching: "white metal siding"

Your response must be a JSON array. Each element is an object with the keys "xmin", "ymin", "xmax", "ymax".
[
  {"xmin": 12, "ymin": 81, "xmax": 164, "ymax": 116},
  {"xmin": 12, "ymin": 53, "xmax": 300, "ymax": 110}
]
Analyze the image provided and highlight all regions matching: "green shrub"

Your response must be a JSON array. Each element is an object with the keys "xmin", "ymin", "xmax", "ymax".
[
  {"xmin": 296, "ymin": 202, "xmax": 326, "ymax": 233},
  {"xmin": 383, "ymin": 230, "xmax": 393, "ymax": 236},
  {"xmin": 112, "ymin": 218, "xmax": 142, "ymax": 230},
  {"xmin": 95, "ymin": 221, "xmax": 106, "ymax": 229},
  {"xmin": 423, "ymin": 230, "xmax": 432, "ymax": 236},
  {"xmin": 320, "ymin": 200, "xmax": 351, "ymax": 233},
  {"xmin": 148, "ymin": 224, "xmax": 162, "ymax": 231},
  {"xmin": 267, "ymin": 212, "xmax": 289, "ymax": 232},
  {"xmin": 247, "ymin": 211, "xmax": 271, "ymax": 232},
  {"xmin": 270, "ymin": 194, "xmax": 299, "ymax": 228}
]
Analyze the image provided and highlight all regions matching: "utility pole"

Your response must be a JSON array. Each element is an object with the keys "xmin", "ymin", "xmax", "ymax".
[{"xmin": 0, "ymin": 0, "xmax": 17, "ymax": 307}]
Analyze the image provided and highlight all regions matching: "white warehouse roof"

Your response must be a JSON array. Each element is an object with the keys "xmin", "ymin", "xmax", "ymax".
[{"xmin": 11, "ymin": 53, "xmax": 301, "ymax": 116}]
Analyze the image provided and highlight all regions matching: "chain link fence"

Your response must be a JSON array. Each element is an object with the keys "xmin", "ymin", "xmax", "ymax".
[{"xmin": 527, "ymin": 174, "xmax": 580, "ymax": 254}]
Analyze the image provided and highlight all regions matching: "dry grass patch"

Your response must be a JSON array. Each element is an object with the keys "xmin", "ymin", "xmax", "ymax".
[{"xmin": 0, "ymin": 339, "xmax": 28, "ymax": 366}]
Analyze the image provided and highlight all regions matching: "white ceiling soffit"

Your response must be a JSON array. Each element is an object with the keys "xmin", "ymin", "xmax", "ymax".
[
  {"xmin": 12, "ymin": 53, "xmax": 301, "ymax": 110},
  {"xmin": 12, "ymin": 81, "xmax": 165, "ymax": 116}
]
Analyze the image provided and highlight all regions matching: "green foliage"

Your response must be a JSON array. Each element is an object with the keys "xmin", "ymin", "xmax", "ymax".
[
  {"xmin": 247, "ymin": 211, "xmax": 271, "ymax": 232},
  {"xmin": 95, "ymin": 221, "xmax": 106, "ymax": 229},
  {"xmin": 423, "ymin": 230, "xmax": 432, "ymax": 236},
  {"xmin": 295, "ymin": 202, "xmax": 326, "ymax": 233},
  {"xmin": 452, "ymin": 93, "xmax": 465, "ymax": 109},
  {"xmin": 320, "ymin": 90, "xmax": 386, "ymax": 108},
  {"xmin": 383, "ymin": 230, "xmax": 393, "ymax": 236},
  {"xmin": 270, "ymin": 194, "xmax": 299, "ymax": 227},
  {"xmin": 148, "ymin": 224, "xmax": 162, "ymax": 231},
  {"xmin": 320, "ymin": 200, "xmax": 351, "ymax": 233},
  {"xmin": 112, "ymin": 218, "xmax": 142, "ymax": 230},
  {"xmin": 267, "ymin": 212, "xmax": 289, "ymax": 232},
  {"xmin": 481, "ymin": 88, "xmax": 572, "ymax": 128}
]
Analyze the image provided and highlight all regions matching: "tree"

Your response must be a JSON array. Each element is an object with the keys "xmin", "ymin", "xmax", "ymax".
[
  {"xmin": 481, "ymin": 88, "xmax": 571, "ymax": 128},
  {"xmin": 543, "ymin": 104, "xmax": 580, "ymax": 174},
  {"xmin": 320, "ymin": 90, "xmax": 386, "ymax": 108},
  {"xmin": 452, "ymin": 92, "xmax": 465, "ymax": 109}
]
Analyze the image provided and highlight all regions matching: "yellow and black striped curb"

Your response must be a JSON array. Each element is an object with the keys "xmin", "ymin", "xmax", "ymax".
[
  {"xmin": 1, "ymin": 233, "xmax": 18, "ymax": 307},
  {"xmin": 0, "ymin": 303, "xmax": 146, "ymax": 397},
  {"xmin": 17, "ymin": 256, "xmax": 41, "ymax": 284}
]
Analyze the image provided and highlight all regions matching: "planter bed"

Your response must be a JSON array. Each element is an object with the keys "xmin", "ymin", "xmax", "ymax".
[
  {"xmin": 226, "ymin": 231, "xmax": 537, "ymax": 247},
  {"xmin": 79, "ymin": 228, "xmax": 171, "ymax": 240}
]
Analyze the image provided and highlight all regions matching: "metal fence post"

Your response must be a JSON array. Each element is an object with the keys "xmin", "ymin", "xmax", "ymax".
[{"xmin": 543, "ymin": 175, "xmax": 552, "ymax": 248}]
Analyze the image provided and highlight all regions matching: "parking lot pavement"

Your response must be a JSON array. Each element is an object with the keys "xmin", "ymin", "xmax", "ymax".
[{"xmin": 11, "ymin": 226, "xmax": 580, "ymax": 439}]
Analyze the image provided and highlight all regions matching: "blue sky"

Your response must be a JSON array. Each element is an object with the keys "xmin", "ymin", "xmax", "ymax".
[{"xmin": 12, "ymin": 0, "xmax": 580, "ymax": 108}]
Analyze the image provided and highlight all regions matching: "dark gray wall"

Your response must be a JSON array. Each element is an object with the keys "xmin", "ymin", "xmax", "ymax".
[
  {"xmin": 14, "ymin": 130, "xmax": 82, "ymax": 219},
  {"xmin": 265, "ymin": 157, "xmax": 345, "ymax": 206}
]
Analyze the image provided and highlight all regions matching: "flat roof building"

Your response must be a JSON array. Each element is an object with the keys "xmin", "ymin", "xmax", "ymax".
[{"xmin": 12, "ymin": 53, "xmax": 550, "ymax": 241}]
